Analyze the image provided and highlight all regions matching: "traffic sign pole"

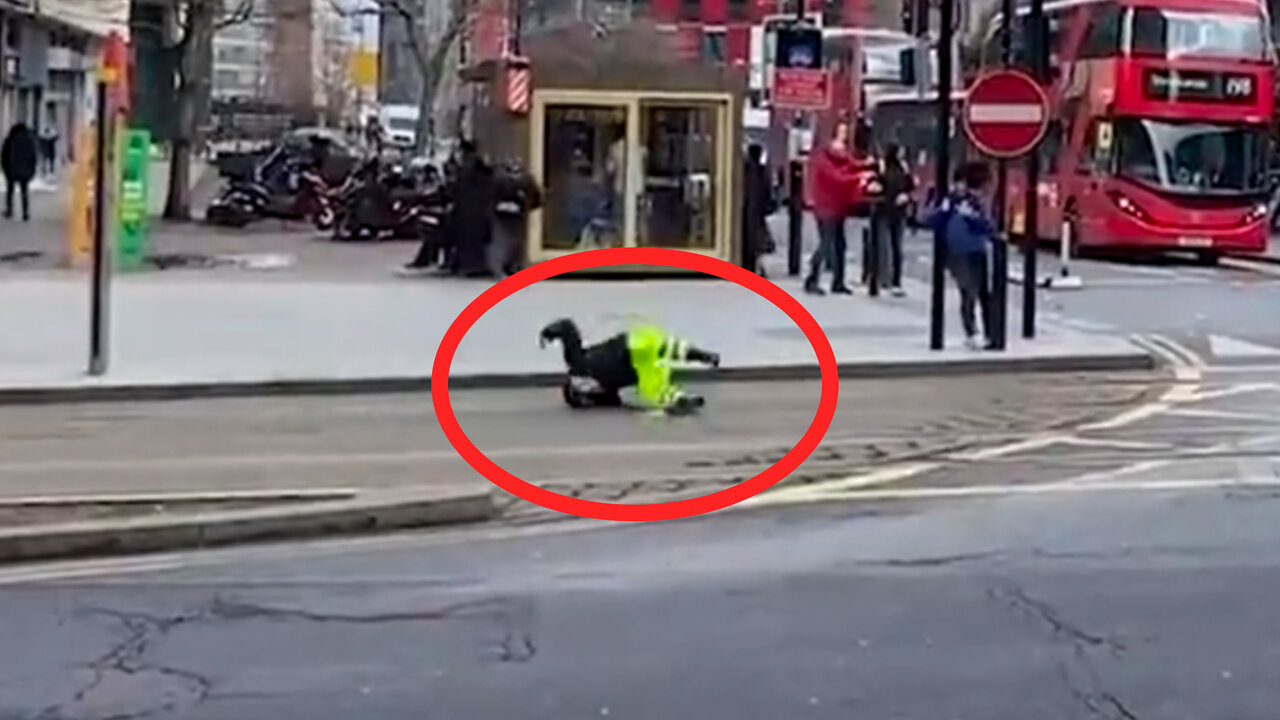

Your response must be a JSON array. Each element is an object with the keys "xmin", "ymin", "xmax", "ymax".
[
  {"xmin": 929, "ymin": 0, "xmax": 953, "ymax": 351},
  {"xmin": 89, "ymin": 81, "xmax": 112, "ymax": 377},
  {"xmin": 1023, "ymin": 0, "xmax": 1049, "ymax": 340},
  {"xmin": 991, "ymin": 0, "xmax": 1015, "ymax": 351}
]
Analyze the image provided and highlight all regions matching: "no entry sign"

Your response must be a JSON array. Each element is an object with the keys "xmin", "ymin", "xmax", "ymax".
[{"xmin": 963, "ymin": 70, "xmax": 1050, "ymax": 159}]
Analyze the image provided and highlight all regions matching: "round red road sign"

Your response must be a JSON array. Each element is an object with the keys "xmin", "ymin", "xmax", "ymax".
[{"xmin": 962, "ymin": 69, "xmax": 1050, "ymax": 159}]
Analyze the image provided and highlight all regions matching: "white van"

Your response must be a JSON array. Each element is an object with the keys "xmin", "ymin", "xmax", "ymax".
[{"xmin": 379, "ymin": 104, "xmax": 420, "ymax": 148}]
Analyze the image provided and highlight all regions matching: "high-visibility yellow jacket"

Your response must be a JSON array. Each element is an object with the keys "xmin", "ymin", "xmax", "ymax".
[{"xmin": 626, "ymin": 324, "xmax": 695, "ymax": 409}]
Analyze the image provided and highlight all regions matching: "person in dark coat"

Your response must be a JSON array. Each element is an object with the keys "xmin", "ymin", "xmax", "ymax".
[
  {"xmin": 491, "ymin": 158, "xmax": 543, "ymax": 276},
  {"xmin": 871, "ymin": 143, "xmax": 915, "ymax": 296},
  {"xmin": 924, "ymin": 161, "xmax": 998, "ymax": 351},
  {"xmin": 1, "ymin": 122, "xmax": 38, "ymax": 221},
  {"xmin": 449, "ymin": 140, "xmax": 496, "ymax": 277},
  {"xmin": 742, "ymin": 143, "xmax": 775, "ymax": 277}
]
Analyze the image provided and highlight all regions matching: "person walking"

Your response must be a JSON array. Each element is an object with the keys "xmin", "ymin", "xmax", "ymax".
[
  {"xmin": 925, "ymin": 161, "xmax": 998, "ymax": 350},
  {"xmin": 741, "ymin": 143, "xmax": 775, "ymax": 277},
  {"xmin": 38, "ymin": 121, "xmax": 58, "ymax": 176},
  {"xmin": 1, "ymin": 122, "xmax": 37, "ymax": 221},
  {"xmin": 872, "ymin": 143, "xmax": 914, "ymax": 296},
  {"xmin": 804, "ymin": 124, "xmax": 869, "ymax": 296}
]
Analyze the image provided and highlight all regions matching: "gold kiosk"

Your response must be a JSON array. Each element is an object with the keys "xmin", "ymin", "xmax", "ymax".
[{"xmin": 463, "ymin": 21, "xmax": 747, "ymax": 273}]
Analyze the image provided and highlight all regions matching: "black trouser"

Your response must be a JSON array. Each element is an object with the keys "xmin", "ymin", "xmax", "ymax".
[
  {"xmin": 4, "ymin": 179, "xmax": 29, "ymax": 220},
  {"xmin": 865, "ymin": 209, "xmax": 905, "ymax": 287},
  {"xmin": 880, "ymin": 210, "xmax": 904, "ymax": 288},
  {"xmin": 807, "ymin": 217, "xmax": 847, "ymax": 289},
  {"xmin": 948, "ymin": 251, "xmax": 992, "ymax": 340},
  {"xmin": 489, "ymin": 216, "xmax": 524, "ymax": 276},
  {"xmin": 409, "ymin": 216, "xmax": 448, "ymax": 268}
]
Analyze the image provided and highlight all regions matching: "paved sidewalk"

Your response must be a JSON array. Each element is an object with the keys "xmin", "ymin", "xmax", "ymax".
[{"xmin": 0, "ymin": 263, "xmax": 1148, "ymax": 397}]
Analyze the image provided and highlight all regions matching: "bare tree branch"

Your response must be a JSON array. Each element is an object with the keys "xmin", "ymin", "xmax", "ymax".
[{"xmin": 216, "ymin": 0, "xmax": 256, "ymax": 29}]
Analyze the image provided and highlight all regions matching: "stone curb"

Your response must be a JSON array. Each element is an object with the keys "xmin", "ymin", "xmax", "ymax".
[
  {"xmin": 0, "ymin": 351, "xmax": 1154, "ymax": 405},
  {"xmin": 0, "ymin": 487, "xmax": 495, "ymax": 565}
]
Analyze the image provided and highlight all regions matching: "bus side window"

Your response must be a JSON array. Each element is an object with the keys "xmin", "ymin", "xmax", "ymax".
[{"xmin": 1079, "ymin": 3, "xmax": 1122, "ymax": 58}]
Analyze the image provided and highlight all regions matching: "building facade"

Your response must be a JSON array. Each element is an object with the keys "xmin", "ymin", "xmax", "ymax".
[
  {"xmin": 208, "ymin": 0, "xmax": 355, "ymax": 123},
  {"xmin": 1, "ymin": 0, "xmax": 115, "ymax": 164},
  {"xmin": 213, "ymin": 16, "xmax": 272, "ymax": 100}
]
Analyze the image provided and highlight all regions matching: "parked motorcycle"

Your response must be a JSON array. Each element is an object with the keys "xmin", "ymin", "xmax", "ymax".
[
  {"xmin": 331, "ymin": 162, "xmax": 445, "ymax": 242},
  {"xmin": 207, "ymin": 140, "xmax": 339, "ymax": 228}
]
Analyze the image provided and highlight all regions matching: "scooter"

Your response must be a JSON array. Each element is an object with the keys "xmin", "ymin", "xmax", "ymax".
[
  {"xmin": 332, "ymin": 163, "xmax": 445, "ymax": 242},
  {"xmin": 207, "ymin": 151, "xmax": 314, "ymax": 227}
]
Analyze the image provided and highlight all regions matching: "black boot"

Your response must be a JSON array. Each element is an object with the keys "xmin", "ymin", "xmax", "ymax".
[{"xmin": 539, "ymin": 318, "xmax": 577, "ymax": 347}]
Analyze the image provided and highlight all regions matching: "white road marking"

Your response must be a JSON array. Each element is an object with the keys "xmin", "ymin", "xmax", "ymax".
[
  {"xmin": 1069, "ymin": 277, "xmax": 1209, "ymax": 287},
  {"xmin": 1065, "ymin": 432, "xmax": 1280, "ymax": 486},
  {"xmin": 1163, "ymin": 407, "xmax": 1278, "ymax": 422},
  {"xmin": 0, "ymin": 555, "xmax": 187, "ymax": 586},
  {"xmin": 1143, "ymin": 333, "xmax": 1208, "ymax": 370},
  {"xmin": 1186, "ymin": 382, "xmax": 1277, "ymax": 402},
  {"xmin": 1209, "ymin": 334, "xmax": 1280, "ymax": 359},
  {"xmin": 800, "ymin": 477, "xmax": 1280, "ymax": 502},
  {"xmin": 739, "ymin": 462, "xmax": 941, "ymax": 507},
  {"xmin": 945, "ymin": 434, "xmax": 1071, "ymax": 462},
  {"xmin": 759, "ymin": 334, "xmax": 1206, "ymax": 509},
  {"xmin": 1058, "ymin": 437, "xmax": 1176, "ymax": 451},
  {"xmin": 1205, "ymin": 363, "xmax": 1280, "ymax": 374}
]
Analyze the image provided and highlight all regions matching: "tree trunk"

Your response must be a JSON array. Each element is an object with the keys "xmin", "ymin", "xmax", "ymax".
[
  {"xmin": 163, "ymin": 83, "xmax": 197, "ymax": 220},
  {"xmin": 163, "ymin": 0, "xmax": 216, "ymax": 222},
  {"xmin": 415, "ymin": 69, "xmax": 434, "ymax": 156}
]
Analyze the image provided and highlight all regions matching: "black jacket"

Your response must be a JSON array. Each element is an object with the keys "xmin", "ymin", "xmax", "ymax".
[
  {"xmin": 1, "ymin": 124, "xmax": 38, "ymax": 183},
  {"xmin": 876, "ymin": 158, "xmax": 915, "ymax": 214},
  {"xmin": 494, "ymin": 167, "xmax": 543, "ymax": 219}
]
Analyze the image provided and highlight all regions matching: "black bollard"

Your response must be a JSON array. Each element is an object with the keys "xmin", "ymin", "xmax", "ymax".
[{"xmin": 787, "ymin": 159, "xmax": 803, "ymax": 276}]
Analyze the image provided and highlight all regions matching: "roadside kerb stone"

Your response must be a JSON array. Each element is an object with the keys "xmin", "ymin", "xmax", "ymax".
[
  {"xmin": 0, "ymin": 486, "xmax": 494, "ymax": 565},
  {"xmin": 0, "ymin": 350, "xmax": 1154, "ymax": 406}
]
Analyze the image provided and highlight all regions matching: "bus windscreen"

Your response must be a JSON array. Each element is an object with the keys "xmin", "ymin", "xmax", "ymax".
[{"xmin": 1115, "ymin": 119, "xmax": 1270, "ymax": 195}]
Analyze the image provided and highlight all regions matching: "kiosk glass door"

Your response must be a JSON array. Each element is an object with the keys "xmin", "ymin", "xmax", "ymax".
[
  {"xmin": 530, "ymin": 92, "xmax": 732, "ymax": 261},
  {"xmin": 636, "ymin": 101, "xmax": 726, "ymax": 251},
  {"xmin": 538, "ymin": 103, "xmax": 630, "ymax": 253}
]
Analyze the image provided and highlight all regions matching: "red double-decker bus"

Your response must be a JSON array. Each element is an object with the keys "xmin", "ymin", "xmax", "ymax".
[{"xmin": 986, "ymin": 0, "xmax": 1276, "ymax": 262}]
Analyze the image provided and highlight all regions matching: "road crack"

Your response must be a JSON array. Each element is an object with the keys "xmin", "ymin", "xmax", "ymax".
[
  {"xmin": 32, "ymin": 595, "xmax": 535, "ymax": 720},
  {"xmin": 990, "ymin": 585, "xmax": 1127, "ymax": 657},
  {"xmin": 989, "ymin": 583, "xmax": 1139, "ymax": 719}
]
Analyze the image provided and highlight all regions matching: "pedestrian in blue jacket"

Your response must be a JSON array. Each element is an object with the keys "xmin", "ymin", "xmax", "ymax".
[{"xmin": 925, "ymin": 162, "xmax": 997, "ymax": 350}]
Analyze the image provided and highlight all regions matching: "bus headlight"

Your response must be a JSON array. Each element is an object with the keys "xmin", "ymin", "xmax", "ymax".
[
  {"xmin": 1245, "ymin": 203, "xmax": 1268, "ymax": 223},
  {"xmin": 1107, "ymin": 191, "xmax": 1149, "ymax": 221}
]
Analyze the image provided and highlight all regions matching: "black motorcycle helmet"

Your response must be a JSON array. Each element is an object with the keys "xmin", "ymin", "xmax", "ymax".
[{"xmin": 562, "ymin": 379, "xmax": 594, "ymax": 409}]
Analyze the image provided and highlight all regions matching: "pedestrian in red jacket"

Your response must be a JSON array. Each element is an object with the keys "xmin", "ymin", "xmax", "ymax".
[{"xmin": 805, "ymin": 125, "xmax": 874, "ymax": 295}]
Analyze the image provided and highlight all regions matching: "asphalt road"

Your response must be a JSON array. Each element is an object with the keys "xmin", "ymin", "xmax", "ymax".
[
  {"xmin": 2, "ymin": 356, "xmax": 1279, "ymax": 718},
  {"xmin": 0, "ymin": 374, "xmax": 1156, "ymax": 508}
]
